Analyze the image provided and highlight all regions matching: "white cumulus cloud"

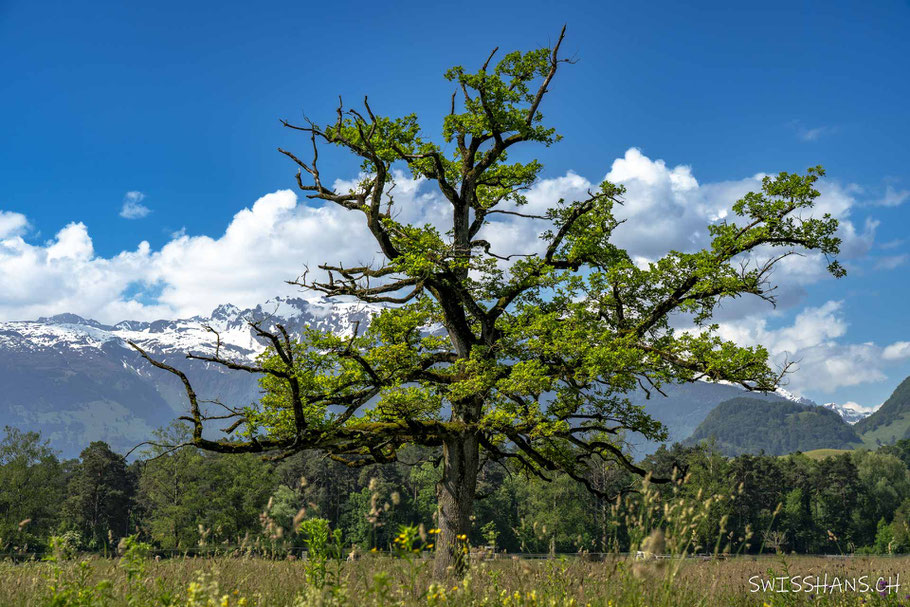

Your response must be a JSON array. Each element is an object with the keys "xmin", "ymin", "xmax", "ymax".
[
  {"xmin": 0, "ymin": 150, "xmax": 880, "ymax": 325},
  {"xmin": 120, "ymin": 191, "xmax": 151, "ymax": 219},
  {"xmin": 1, "ymin": 189, "xmax": 379, "ymax": 322},
  {"xmin": 0, "ymin": 211, "xmax": 29, "ymax": 239},
  {"xmin": 709, "ymin": 300, "xmax": 906, "ymax": 395},
  {"xmin": 0, "ymin": 148, "xmax": 900, "ymax": 401},
  {"xmin": 883, "ymin": 342, "xmax": 910, "ymax": 361}
]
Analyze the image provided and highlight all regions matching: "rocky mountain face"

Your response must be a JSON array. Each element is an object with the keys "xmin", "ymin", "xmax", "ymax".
[{"xmin": 0, "ymin": 296, "xmax": 373, "ymax": 458}]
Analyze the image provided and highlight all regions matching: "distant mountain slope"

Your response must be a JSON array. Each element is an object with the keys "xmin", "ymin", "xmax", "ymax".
[
  {"xmin": 0, "ymin": 294, "xmax": 839, "ymax": 460},
  {"xmin": 685, "ymin": 397, "xmax": 862, "ymax": 456},
  {"xmin": 0, "ymin": 297, "xmax": 374, "ymax": 457},
  {"xmin": 627, "ymin": 383, "xmax": 815, "ymax": 456},
  {"xmin": 855, "ymin": 376, "xmax": 910, "ymax": 446}
]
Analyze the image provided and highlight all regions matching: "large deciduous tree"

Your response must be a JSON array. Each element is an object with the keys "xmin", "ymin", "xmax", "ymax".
[{"xmin": 132, "ymin": 28, "xmax": 843, "ymax": 575}]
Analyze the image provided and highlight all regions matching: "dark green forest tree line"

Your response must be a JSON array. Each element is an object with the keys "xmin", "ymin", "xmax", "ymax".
[{"xmin": 4, "ymin": 424, "xmax": 910, "ymax": 558}]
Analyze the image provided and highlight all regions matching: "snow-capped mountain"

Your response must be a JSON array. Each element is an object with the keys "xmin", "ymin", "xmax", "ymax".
[
  {"xmin": 821, "ymin": 402, "xmax": 876, "ymax": 425},
  {"xmin": 0, "ymin": 296, "xmax": 376, "ymax": 458},
  {"xmin": 772, "ymin": 387, "xmax": 818, "ymax": 407},
  {"xmin": 0, "ymin": 292, "xmax": 864, "ymax": 459},
  {"xmin": 2, "ymin": 296, "xmax": 374, "ymax": 359}
]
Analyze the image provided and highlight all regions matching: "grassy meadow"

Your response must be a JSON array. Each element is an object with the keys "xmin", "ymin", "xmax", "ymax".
[
  {"xmin": 2, "ymin": 553, "xmax": 910, "ymax": 607},
  {"xmin": 790, "ymin": 449, "xmax": 853, "ymax": 460}
]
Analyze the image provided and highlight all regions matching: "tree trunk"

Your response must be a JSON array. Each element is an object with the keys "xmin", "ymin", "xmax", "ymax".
[{"xmin": 433, "ymin": 431, "xmax": 479, "ymax": 578}]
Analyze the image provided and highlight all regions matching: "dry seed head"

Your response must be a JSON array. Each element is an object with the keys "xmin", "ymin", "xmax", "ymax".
[
  {"xmin": 640, "ymin": 528, "xmax": 665, "ymax": 554},
  {"xmin": 292, "ymin": 507, "xmax": 307, "ymax": 528}
]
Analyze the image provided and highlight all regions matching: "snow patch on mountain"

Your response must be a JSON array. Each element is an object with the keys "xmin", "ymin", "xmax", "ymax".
[
  {"xmin": 698, "ymin": 379, "xmax": 819, "ymax": 407},
  {"xmin": 772, "ymin": 387, "xmax": 818, "ymax": 407},
  {"xmin": 0, "ymin": 294, "xmax": 381, "ymax": 458},
  {"xmin": 0, "ymin": 295, "xmax": 378, "ymax": 360},
  {"xmin": 821, "ymin": 401, "xmax": 878, "ymax": 425}
]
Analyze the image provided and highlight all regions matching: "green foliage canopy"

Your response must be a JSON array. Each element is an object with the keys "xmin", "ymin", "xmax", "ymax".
[
  {"xmin": 63, "ymin": 441, "xmax": 135, "ymax": 550},
  {"xmin": 0, "ymin": 427, "xmax": 68, "ymax": 547},
  {"xmin": 159, "ymin": 32, "xmax": 842, "ymax": 475}
]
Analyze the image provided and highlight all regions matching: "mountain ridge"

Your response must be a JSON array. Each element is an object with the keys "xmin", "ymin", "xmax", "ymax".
[
  {"xmin": 1, "ymin": 296, "xmax": 883, "ymax": 459},
  {"xmin": 854, "ymin": 376, "xmax": 910, "ymax": 446},
  {"xmin": 0, "ymin": 296, "xmax": 375, "ymax": 457}
]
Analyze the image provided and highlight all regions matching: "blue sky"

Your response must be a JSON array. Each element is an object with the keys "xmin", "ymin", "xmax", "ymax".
[{"xmin": 1, "ymin": 0, "xmax": 908, "ymax": 408}]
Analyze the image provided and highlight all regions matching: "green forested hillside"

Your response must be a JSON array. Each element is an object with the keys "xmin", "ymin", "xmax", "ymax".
[
  {"xmin": 686, "ymin": 397, "xmax": 862, "ymax": 455},
  {"xmin": 629, "ymin": 381, "xmax": 796, "ymax": 455},
  {"xmin": 856, "ymin": 376, "xmax": 910, "ymax": 446}
]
